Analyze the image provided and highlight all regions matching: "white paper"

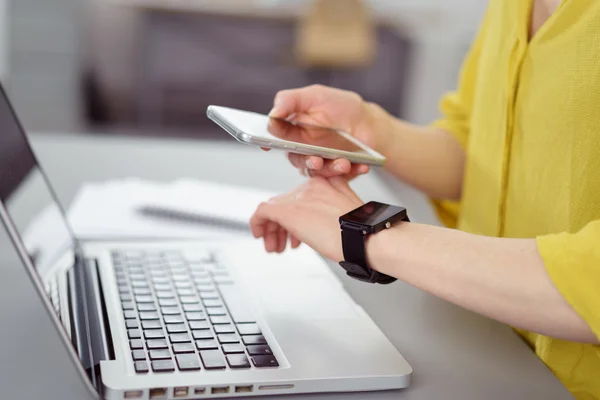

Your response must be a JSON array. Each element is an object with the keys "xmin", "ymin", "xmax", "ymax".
[{"xmin": 67, "ymin": 178, "xmax": 276, "ymax": 240}]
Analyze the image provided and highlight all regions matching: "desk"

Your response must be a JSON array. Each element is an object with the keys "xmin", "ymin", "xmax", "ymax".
[{"xmin": 0, "ymin": 133, "xmax": 572, "ymax": 399}]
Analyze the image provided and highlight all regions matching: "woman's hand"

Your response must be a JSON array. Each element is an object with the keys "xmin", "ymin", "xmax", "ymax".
[
  {"xmin": 268, "ymin": 85, "xmax": 386, "ymax": 180},
  {"xmin": 249, "ymin": 176, "xmax": 364, "ymax": 261}
]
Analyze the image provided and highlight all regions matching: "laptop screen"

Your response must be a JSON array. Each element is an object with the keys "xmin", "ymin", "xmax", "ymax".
[{"xmin": 0, "ymin": 86, "xmax": 76, "ymax": 323}]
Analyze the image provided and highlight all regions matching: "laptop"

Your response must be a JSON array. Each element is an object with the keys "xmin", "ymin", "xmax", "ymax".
[{"xmin": 0, "ymin": 85, "xmax": 412, "ymax": 399}]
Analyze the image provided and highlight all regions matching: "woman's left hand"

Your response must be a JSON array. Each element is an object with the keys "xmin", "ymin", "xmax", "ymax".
[{"xmin": 250, "ymin": 177, "xmax": 364, "ymax": 261}]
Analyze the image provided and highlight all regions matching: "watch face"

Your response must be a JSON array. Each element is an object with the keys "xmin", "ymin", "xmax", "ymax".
[{"xmin": 341, "ymin": 201, "xmax": 406, "ymax": 227}]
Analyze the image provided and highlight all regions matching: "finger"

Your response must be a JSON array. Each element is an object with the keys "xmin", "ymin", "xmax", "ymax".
[
  {"xmin": 260, "ymin": 147, "xmax": 271, "ymax": 152},
  {"xmin": 290, "ymin": 235, "xmax": 302, "ymax": 249},
  {"xmin": 264, "ymin": 221, "xmax": 280, "ymax": 253},
  {"xmin": 269, "ymin": 87, "xmax": 314, "ymax": 119},
  {"xmin": 328, "ymin": 159, "xmax": 352, "ymax": 175},
  {"xmin": 288, "ymin": 153, "xmax": 324, "ymax": 171},
  {"xmin": 277, "ymin": 228, "xmax": 288, "ymax": 253},
  {"xmin": 250, "ymin": 201, "xmax": 282, "ymax": 238},
  {"xmin": 352, "ymin": 164, "xmax": 370, "ymax": 175}
]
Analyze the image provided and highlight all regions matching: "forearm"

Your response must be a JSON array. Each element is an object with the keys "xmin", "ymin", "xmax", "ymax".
[
  {"xmin": 366, "ymin": 102, "xmax": 466, "ymax": 200},
  {"xmin": 367, "ymin": 222, "xmax": 598, "ymax": 343}
]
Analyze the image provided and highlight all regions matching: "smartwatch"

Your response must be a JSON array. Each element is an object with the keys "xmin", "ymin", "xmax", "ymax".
[{"xmin": 339, "ymin": 201, "xmax": 409, "ymax": 284}]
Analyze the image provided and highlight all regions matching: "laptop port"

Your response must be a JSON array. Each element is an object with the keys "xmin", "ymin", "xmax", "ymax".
[
  {"xmin": 124, "ymin": 390, "xmax": 143, "ymax": 399},
  {"xmin": 193, "ymin": 387, "xmax": 206, "ymax": 395},
  {"xmin": 211, "ymin": 386, "xmax": 230, "ymax": 395},
  {"xmin": 149, "ymin": 388, "xmax": 167, "ymax": 399},
  {"xmin": 174, "ymin": 387, "xmax": 189, "ymax": 398},
  {"xmin": 235, "ymin": 385, "xmax": 253, "ymax": 393}
]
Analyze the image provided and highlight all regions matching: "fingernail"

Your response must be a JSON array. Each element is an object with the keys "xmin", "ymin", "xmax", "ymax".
[
  {"xmin": 268, "ymin": 108, "xmax": 278, "ymax": 117},
  {"xmin": 334, "ymin": 163, "xmax": 343, "ymax": 172},
  {"xmin": 306, "ymin": 159, "xmax": 315, "ymax": 169}
]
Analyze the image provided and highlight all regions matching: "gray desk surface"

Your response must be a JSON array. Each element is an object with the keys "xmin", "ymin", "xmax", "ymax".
[{"xmin": 0, "ymin": 133, "xmax": 572, "ymax": 400}]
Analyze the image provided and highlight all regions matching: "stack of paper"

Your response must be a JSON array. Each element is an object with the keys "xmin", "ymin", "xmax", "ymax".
[{"xmin": 67, "ymin": 178, "xmax": 277, "ymax": 240}]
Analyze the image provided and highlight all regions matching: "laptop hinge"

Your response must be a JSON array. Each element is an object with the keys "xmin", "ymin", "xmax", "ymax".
[{"xmin": 68, "ymin": 257, "xmax": 115, "ymax": 392}]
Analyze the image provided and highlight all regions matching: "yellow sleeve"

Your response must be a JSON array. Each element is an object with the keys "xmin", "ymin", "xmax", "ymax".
[
  {"xmin": 537, "ymin": 221, "xmax": 600, "ymax": 340},
  {"xmin": 429, "ymin": 7, "xmax": 492, "ymax": 228}
]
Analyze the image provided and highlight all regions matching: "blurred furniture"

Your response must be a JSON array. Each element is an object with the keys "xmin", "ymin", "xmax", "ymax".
[
  {"xmin": 6, "ymin": 0, "xmax": 84, "ymax": 132},
  {"xmin": 89, "ymin": 1, "xmax": 410, "ymax": 132},
  {"xmin": 0, "ymin": 131, "xmax": 574, "ymax": 400}
]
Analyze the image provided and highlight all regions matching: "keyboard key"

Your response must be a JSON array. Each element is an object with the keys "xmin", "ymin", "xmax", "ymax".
[
  {"xmin": 252, "ymin": 355, "xmax": 279, "ymax": 368},
  {"xmin": 166, "ymin": 324, "xmax": 188, "ymax": 334},
  {"xmin": 199, "ymin": 291, "xmax": 219, "ymax": 300},
  {"xmin": 161, "ymin": 307, "xmax": 181, "ymax": 315},
  {"xmin": 129, "ymin": 339, "xmax": 144, "ymax": 350},
  {"xmin": 126, "ymin": 320, "xmax": 139, "ymax": 329},
  {"xmin": 174, "ymin": 281, "xmax": 192, "ymax": 289},
  {"xmin": 222, "ymin": 344, "xmax": 244, "ymax": 354},
  {"xmin": 202, "ymin": 299, "xmax": 223, "ymax": 308},
  {"xmin": 177, "ymin": 289, "xmax": 195, "ymax": 297},
  {"xmin": 214, "ymin": 276, "xmax": 234, "ymax": 285},
  {"xmin": 128, "ymin": 329, "xmax": 141, "ymax": 339},
  {"xmin": 123, "ymin": 310, "xmax": 137, "ymax": 319},
  {"xmin": 137, "ymin": 303, "xmax": 156, "ymax": 312},
  {"xmin": 180, "ymin": 296, "xmax": 199, "ymax": 304},
  {"xmin": 134, "ymin": 361, "xmax": 149, "ymax": 373},
  {"xmin": 214, "ymin": 324, "xmax": 235, "ymax": 334},
  {"xmin": 186, "ymin": 312, "xmax": 206, "ymax": 321},
  {"xmin": 219, "ymin": 285, "xmax": 256, "ymax": 323},
  {"xmin": 135, "ymin": 295, "xmax": 154, "ymax": 304},
  {"xmin": 129, "ymin": 273, "xmax": 146, "ymax": 281},
  {"xmin": 227, "ymin": 354, "xmax": 251, "ymax": 369},
  {"xmin": 163, "ymin": 315, "xmax": 184, "ymax": 324},
  {"xmin": 192, "ymin": 330, "xmax": 214, "ymax": 340},
  {"xmin": 199, "ymin": 350, "xmax": 226, "ymax": 370},
  {"xmin": 152, "ymin": 360, "xmax": 175, "ymax": 373},
  {"xmin": 158, "ymin": 298, "xmax": 178, "ymax": 307},
  {"xmin": 218, "ymin": 334, "xmax": 239, "ymax": 344},
  {"xmin": 183, "ymin": 304, "xmax": 203, "ymax": 312},
  {"xmin": 189, "ymin": 320, "xmax": 210, "ymax": 330},
  {"xmin": 169, "ymin": 333, "xmax": 192, "ymax": 343},
  {"xmin": 210, "ymin": 316, "xmax": 230, "ymax": 325},
  {"xmin": 242, "ymin": 336, "xmax": 267, "ymax": 346},
  {"xmin": 149, "ymin": 349, "xmax": 172, "ymax": 360},
  {"xmin": 172, "ymin": 343, "xmax": 195, "ymax": 354},
  {"xmin": 132, "ymin": 350, "xmax": 146, "ymax": 361},
  {"xmin": 144, "ymin": 330, "xmax": 166, "ymax": 339},
  {"xmin": 120, "ymin": 293, "xmax": 132, "ymax": 302},
  {"xmin": 119, "ymin": 286, "xmax": 130, "ymax": 294},
  {"xmin": 156, "ymin": 291, "xmax": 175, "ymax": 299},
  {"xmin": 152, "ymin": 280, "xmax": 170, "ymax": 287},
  {"xmin": 207, "ymin": 307, "xmax": 227, "ymax": 316},
  {"xmin": 132, "ymin": 287, "xmax": 151, "ymax": 296},
  {"xmin": 246, "ymin": 345, "xmax": 273, "ymax": 356},
  {"xmin": 172, "ymin": 275, "xmax": 189, "ymax": 282},
  {"xmin": 131, "ymin": 281, "xmax": 149, "ymax": 289},
  {"xmin": 146, "ymin": 339, "xmax": 168, "ymax": 349},
  {"xmin": 196, "ymin": 339, "xmax": 219, "ymax": 350},
  {"xmin": 139, "ymin": 312, "xmax": 160, "ymax": 320},
  {"xmin": 237, "ymin": 323, "xmax": 261, "ymax": 336},
  {"xmin": 141, "ymin": 320, "xmax": 162, "ymax": 330},
  {"xmin": 176, "ymin": 354, "xmax": 202, "ymax": 371}
]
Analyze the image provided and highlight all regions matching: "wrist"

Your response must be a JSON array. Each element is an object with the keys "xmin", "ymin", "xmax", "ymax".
[
  {"xmin": 361, "ymin": 101, "xmax": 405, "ymax": 160},
  {"xmin": 366, "ymin": 222, "xmax": 409, "ymax": 277}
]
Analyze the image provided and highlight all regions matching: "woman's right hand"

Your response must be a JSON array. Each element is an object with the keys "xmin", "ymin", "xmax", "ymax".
[{"xmin": 268, "ymin": 85, "xmax": 386, "ymax": 179}]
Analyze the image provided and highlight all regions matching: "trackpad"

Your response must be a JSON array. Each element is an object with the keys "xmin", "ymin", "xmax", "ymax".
[{"xmin": 257, "ymin": 278, "xmax": 358, "ymax": 320}]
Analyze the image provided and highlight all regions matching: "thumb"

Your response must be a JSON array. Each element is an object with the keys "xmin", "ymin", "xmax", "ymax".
[{"xmin": 269, "ymin": 87, "xmax": 314, "ymax": 119}]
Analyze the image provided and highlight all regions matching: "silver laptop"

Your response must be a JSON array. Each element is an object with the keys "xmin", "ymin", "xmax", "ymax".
[{"xmin": 0, "ymin": 85, "xmax": 412, "ymax": 400}]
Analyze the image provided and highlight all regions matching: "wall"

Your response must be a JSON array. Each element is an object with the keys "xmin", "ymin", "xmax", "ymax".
[{"xmin": 0, "ymin": 0, "xmax": 7, "ymax": 81}]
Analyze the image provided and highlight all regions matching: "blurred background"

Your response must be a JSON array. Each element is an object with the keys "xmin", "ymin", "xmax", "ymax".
[{"xmin": 0, "ymin": 0, "xmax": 486, "ymax": 138}]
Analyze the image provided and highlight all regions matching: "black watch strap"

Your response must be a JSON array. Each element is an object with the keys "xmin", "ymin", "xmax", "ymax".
[{"xmin": 340, "ymin": 227, "xmax": 397, "ymax": 284}]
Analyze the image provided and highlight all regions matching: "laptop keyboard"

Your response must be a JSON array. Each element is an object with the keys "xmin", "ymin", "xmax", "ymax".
[{"xmin": 112, "ymin": 250, "xmax": 279, "ymax": 374}]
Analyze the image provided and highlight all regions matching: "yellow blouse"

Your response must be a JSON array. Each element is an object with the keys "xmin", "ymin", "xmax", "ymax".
[{"xmin": 432, "ymin": 0, "xmax": 600, "ymax": 398}]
